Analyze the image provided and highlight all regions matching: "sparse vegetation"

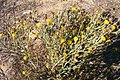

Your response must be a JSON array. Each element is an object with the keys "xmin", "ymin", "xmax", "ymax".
[
  {"xmin": 0, "ymin": 0, "xmax": 120, "ymax": 80},
  {"xmin": 0, "ymin": 8, "xmax": 119, "ymax": 80}
]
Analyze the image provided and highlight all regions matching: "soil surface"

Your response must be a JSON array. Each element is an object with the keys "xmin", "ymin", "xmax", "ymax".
[{"xmin": 0, "ymin": 0, "xmax": 120, "ymax": 80}]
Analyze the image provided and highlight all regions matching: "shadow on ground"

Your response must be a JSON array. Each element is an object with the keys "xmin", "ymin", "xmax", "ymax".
[
  {"xmin": 103, "ymin": 40, "xmax": 120, "ymax": 80},
  {"xmin": 83, "ymin": 40, "xmax": 120, "ymax": 80}
]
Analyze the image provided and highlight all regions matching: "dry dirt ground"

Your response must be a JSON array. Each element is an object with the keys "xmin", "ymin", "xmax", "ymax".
[
  {"xmin": 0, "ymin": 0, "xmax": 120, "ymax": 18},
  {"xmin": 0, "ymin": 0, "xmax": 120, "ymax": 80}
]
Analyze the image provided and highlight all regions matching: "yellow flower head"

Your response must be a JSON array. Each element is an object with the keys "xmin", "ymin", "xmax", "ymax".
[
  {"xmin": 23, "ymin": 56, "xmax": 27, "ymax": 60},
  {"xmin": 86, "ymin": 26, "xmax": 90, "ymax": 31},
  {"xmin": 106, "ymin": 39, "xmax": 111, "ymax": 43},
  {"xmin": 101, "ymin": 36, "xmax": 106, "ymax": 41},
  {"xmin": 22, "ymin": 71, "xmax": 26, "ymax": 75},
  {"xmin": 71, "ymin": 7, "xmax": 77, "ymax": 12},
  {"xmin": 36, "ymin": 23, "xmax": 42, "ymax": 28},
  {"xmin": 23, "ymin": 20, "xmax": 26, "ymax": 25},
  {"xmin": 74, "ymin": 37, "xmax": 78, "ymax": 42},
  {"xmin": 111, "ymin": 25, "xmax": 116, "ymax": 30},
  {"xmin": 104, "ymin": 20, "xmax": 109, "ymax": 25},
  {"xmin": 33, "ymin": 31, "xmax": 39, "ymax": 36},
  {"xmin": 67, "ymin": 40, "xmax": 72, "ymax": 45},
  {"xmin": 61, "ymin": 26, "xmax": 65, "ymax": 31},
  {"xmin": 0, "ymin": 33, "xmax": 3, "ymax": 37},
  {"xmin": 75, "ymin": 53, "xmax": 79, "ymax": 57},
  {"xmin": 88, "ymin": 47, "xmax": 93, "ymax": 52},
  {"xmin": 51, "ymin": 53, "xmax": 54, "ymax": 57},
  {"xmin": 63, "ymin": 52, "xmax": 67, "ymax": 57},
  {"xmin": 12, "ymin": 33, "xmax": 16, "ymax": 37},
  {"xmin": 46, "ymin": 63, "xmax": 49, "ymax": 69},
  {"xmin": 81, "ymin": 35, "xmax": 85, "ymax": 39},
  {"xmin": 53, "ymin": 35, "xmax": 57, "ymax": 39},
  {"xmin": 60, "ymin": 38, "xmax": 65, "ymax": 43},
  {"xmin": 46, "ymin": 19, "xmax": 52, "ymax": 25}
]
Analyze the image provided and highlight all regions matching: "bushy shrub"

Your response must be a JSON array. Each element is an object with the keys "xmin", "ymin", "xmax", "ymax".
[{"xmin": 42, "ymin": 7, "xmax": 120, "ymax": 79}]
